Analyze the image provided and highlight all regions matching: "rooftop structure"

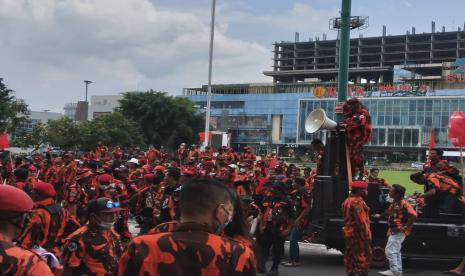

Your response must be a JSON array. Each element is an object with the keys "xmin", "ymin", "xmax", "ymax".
[{"xmin": 264, "ymin": 23, "xmax": 465, "ymax": 84}]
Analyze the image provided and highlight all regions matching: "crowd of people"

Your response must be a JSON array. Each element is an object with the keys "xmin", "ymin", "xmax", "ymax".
[
  {"xmin": 0, "ymin": 143, "xmax": 463, "ymax": 276},
  {"xmin": 0, "ymin": 143, "xmax": 318, "ymax": 276}
]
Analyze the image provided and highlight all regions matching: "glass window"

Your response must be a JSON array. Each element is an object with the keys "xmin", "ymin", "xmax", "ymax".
[
  {"xmin": 392, "ymin": 100, "xmax": 400, "ymax": 112},
  {"xmin": 417, "ymin": 100, "xmax": 425, "ymax": 111},
  {"xmin": 425, "ymin": 116, "xmax": 432, "ymax": 127},
  {"xmin": 411, "ymin": 129, "xmax": 419, "ymax": 146},
  {"xmin": 378, "ymin": 100, "xmax": 386, "ymax": 112},
  {"xmin": 403, "ymin": 129, "xmax": 412, "ymax": 146},
  {"xmin": 385, "ymin": 114, "xmax": 392, "ymax": 125},
  {"xmin": 395, "ymin": 129, "xmax": 402, "ymax": 146},
  {"xmin": 378, "ymin": 115, "xmax": 385, "ymax": 125},
  {"xmin": 425, "ymin": 100, "xmax": 433, "ymax": 111},
  {"xmin": 388, "ymin": 129, "xmax": 395, "ymax": 145},
  {"xmin": 441, "ymin": 116, "xmax": 449, "ymax": 128},
  {"xmin": 409, "ymin": 100, "xmax": 416, "ymax": 111},
  {"xmin": 409, "ymin": 116, "xmax": 416, "ymax": 125},
  {"xmin": 377, "ymin": 128, "xmax": 383, "ymax": 145},
  {"xmin": 371, "ymin": 128, "xmax": 378, "ymax": 145},
  {"xmin": 433, "ymin": 116, "xmax": 441, "ymax": 128},
  {"xmin": 393, "ymin": 115, "xmax": 400, "ymax": 125}
]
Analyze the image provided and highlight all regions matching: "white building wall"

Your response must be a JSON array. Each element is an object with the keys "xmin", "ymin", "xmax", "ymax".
[{"xmin": 88, "ymin": 95, "xmax": 122, "ymax": 120}]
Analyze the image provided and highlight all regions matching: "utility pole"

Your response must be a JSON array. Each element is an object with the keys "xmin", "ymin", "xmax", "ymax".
[{"xmin": 204, "ymin": 0, "xmax": 216, "ymax": 148}]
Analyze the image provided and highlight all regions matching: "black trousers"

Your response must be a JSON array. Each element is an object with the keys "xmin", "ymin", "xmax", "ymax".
[{"xmin": 257, "ymin": 228, "xmax": 286, "ymax": 270}]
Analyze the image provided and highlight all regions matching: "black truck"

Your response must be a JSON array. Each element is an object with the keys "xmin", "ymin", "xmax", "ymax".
[{"xmin": 308, "ymin": 130, "xmax": 465, "ymax": 266}]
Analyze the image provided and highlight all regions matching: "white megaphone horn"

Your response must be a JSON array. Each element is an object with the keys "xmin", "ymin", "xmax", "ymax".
[{"xmin": 304, "ymin": 108, "xmax": 338, "ymax": 133}]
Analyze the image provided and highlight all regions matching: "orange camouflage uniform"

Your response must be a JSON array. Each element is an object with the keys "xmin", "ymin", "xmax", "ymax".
[
  {"xmin": 18, "ymin": 198, "xmax": 80, "ymax": 257},
  {"xmin": 0, "ymin": 233, "xmax": 53, "ymax": 276},
  {"xmin": 341, "ymin": 195, "xmax": 372, "ymax": 275},
  {"xmin": 118, "ymin": 222, "xmax": 257, "ymax": 276},
  {"xmin": 62, "ymin": 225, "xmax": 122, "ymax": 275}
]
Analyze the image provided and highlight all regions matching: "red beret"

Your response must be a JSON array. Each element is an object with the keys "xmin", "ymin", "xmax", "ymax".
[
  {"xmin": 351, "ymin": 180, "xmax": 368, "ymax": 189},
  {"xmin": 29, "ymin": 165, "xmax": 37, "ymax": 172},
  {"xmin": 97, "ymin": 174, "xmax": 112, "ymax": 183},
  {"xmin": 33, "ymin": 181, "xmax": 56, "ymax": 198},
  {"xmin": 0, "ymin": 185, "xmax": 33, "ymax": 212}
]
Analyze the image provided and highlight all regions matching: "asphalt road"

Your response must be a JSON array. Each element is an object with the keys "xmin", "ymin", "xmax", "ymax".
[
  {"xmin": 269, "ymin": 242, "xmax": 453, "ymax": 276},
  {"xmin": 129, "ymin": 221, "xmax": 453, "ymax": 276}
]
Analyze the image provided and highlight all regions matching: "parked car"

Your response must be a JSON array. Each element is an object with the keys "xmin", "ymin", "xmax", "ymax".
[{"xmin": 411, "ymin": 162, "xmax": 425, "ymax": 169}]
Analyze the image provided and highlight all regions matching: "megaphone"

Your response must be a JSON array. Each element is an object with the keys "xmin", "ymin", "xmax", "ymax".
[{"xmin": 305, "ymin": 108, "xmax": 337, "ymax": 133}]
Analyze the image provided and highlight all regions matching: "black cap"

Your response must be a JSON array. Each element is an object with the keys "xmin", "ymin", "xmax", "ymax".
[{"xmin": 87, "ymin": 198, "xmax": 122, "ymax": 214}]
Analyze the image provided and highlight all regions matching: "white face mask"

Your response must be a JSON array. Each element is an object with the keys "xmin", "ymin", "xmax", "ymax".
[
  {"xmin": 215, "ymin": 207, "xmax": 233, "ymax": 235},
  {"xmin": 99, "ymin": 221, "xmax": 113, "ymax": 230}
]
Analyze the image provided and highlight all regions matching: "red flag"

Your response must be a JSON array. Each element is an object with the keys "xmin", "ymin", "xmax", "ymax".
[
  {"xmin": 198, "ymin": 132, "xmax": 212, "ymax": 144},
  {"xmin": 448, "ymin": 112, "xmax": 465, "ymax": 148},
  {"xmin": 0, "ymin": 133, "xmax": 9, "ymax": 149},
  {"xmin": 428, "ymin": 128, "xmax": 436, "ymax": 150}
]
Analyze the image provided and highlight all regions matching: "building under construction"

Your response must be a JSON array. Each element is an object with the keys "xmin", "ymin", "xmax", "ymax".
[
  {"xmin": 265, "ymin": 22, "xmax": 465, "ymax": 87},
  {"xmin": 184, "ymin": 23, "xmax": 465, "ymax": 161}
]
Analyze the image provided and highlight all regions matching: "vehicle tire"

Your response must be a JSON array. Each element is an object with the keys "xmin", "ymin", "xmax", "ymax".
[{"xmin": 371, "ymin": 245, "xmax": 388, "ymax": 268}]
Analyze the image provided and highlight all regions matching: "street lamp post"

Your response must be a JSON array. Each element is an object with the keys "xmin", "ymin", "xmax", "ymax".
[
  {"xmin": 83, "ymin": 80, "xmax": 93, "ymax": 102},
  {"xmin": 204, "ymin": 0, "xmax": 216, "ymax": 148},
  {"xmin": 336, "ymin": 0, "xmax": 352, "ymax": 123}
]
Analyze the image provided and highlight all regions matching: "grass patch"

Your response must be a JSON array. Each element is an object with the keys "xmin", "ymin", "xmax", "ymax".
[{"xmin": 379, "ymin": 170, "xmax": 423, "ymax": 196}]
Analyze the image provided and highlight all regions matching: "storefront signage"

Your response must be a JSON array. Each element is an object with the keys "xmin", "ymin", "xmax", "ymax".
[
  {"xmin": 312, "ymin": 84, "xmax": 430, "ymax": 98},
  {"xmin": 446, "ymin": 58, "xmax": 465, "ymax": 83}
]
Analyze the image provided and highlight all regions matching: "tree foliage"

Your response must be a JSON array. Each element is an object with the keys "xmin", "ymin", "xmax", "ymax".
[
  {"xmin": 14, "ymin": 113, "xmax": 145, "ymax": 151},
  {"xmin": 118, "ymin": 91, "xmax": 204, "ymax": 151},
  {"xmin": 0, "ymin": 78, "xmax": 29, "ymax": 133},
  {"xmin": 79, "ymin": 112, "xmax": 145, "ymax": 150},
  {"xmin": 46, "ymin": 117, "xmax": 82, "ymax": 150},
  {"xmin": 12, "ymin": 122, "xmax": 48, "ymax": 151}
]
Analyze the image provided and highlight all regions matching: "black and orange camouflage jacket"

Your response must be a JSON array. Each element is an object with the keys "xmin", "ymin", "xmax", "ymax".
[
  {"xmin": 61, "ymin": 225, "xmax": 122, "ymax": 276},
  {"xmin": 0, "ymin": 233, "xmax": 53, "ymax": 276},
  {"xmin": 118, "ymin": 222, "xmax": 257, "ymax": 276}
]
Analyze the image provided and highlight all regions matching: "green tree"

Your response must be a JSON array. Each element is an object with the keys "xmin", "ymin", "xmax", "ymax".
[
  {"xmin": 46, "ymin": 117, "xmax": 82, "ymax": 150},
  {"xmin": 11, "ymin": 122, "xmax": 48, "ymax": 151},
  {"xmin": 80, "ymin": 112, "xmax": 145, "ymax": 150},
  {"xmin": 118, "ymin": 91, "xmax": 203, "ymax": 151},
  {"xmin": 0, "ymin": 78, "xmax": 29, "ymax": 134}
]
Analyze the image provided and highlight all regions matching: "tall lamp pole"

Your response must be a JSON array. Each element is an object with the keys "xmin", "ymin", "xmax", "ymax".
[
  {"xmin": 336, "ymin": 0, "xmax": 351, "ymax": 122},
  {"xmin": 83, "ymin": 80, "xmax": 93, "ymax": 121},
  {"xmin": 331, "ymin": 1, "xmax": 368, "ymax": 122},
  {"xmin": 204, "ymin": 0, "xmax": 216, "ymax": 148},
  {"xmin": 84, "ymin": 80, "xmax": 93, "ymax": 102}
]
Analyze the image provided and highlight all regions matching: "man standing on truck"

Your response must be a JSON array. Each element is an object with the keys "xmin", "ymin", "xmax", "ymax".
[
  {"xmin": 379, "ymin": 184, "xmax": 417, "ymax": 276},
  {"xmin": 342, "ymin": 180, "xmax": 372, "ymax": 276}
]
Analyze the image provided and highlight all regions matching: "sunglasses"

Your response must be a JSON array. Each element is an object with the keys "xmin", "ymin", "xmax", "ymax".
[{"xmin": 105, "ymin": 201, "xmax": 121, "ymax": 209}]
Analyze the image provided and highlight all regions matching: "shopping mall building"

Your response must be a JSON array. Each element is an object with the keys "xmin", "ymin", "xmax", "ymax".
[{"xmin": 183, "ymin": 28, "xmax": 465, "ymax": 161}]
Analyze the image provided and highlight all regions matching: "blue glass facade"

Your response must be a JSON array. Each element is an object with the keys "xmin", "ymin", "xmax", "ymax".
[
  {"xmin": 184, "ymin": 89, "xmax": 465, "ymax": 150},
  {"xmin": 186, "ymin": 93, "xmax": 309, "ymax": 145}
]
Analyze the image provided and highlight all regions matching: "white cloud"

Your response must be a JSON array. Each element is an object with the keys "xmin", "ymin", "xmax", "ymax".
[{"xmin": 0, "ymin": 0, "xmax": 270, "ymax": 112}]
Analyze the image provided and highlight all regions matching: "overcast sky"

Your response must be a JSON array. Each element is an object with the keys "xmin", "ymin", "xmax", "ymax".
[{"xmin": 1, "ymin": 0, "xmax": 464, "ymax": 112}]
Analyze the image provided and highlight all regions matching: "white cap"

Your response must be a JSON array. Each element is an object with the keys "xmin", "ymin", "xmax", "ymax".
[{"xmin": 127, "ymin": 158, "xmax": 139, "ymax": 165}]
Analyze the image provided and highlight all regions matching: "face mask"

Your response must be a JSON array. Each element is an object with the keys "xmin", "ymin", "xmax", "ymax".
[
  {"xmin": 99, "ymin": 221, "xmax": 113, "ymax": 230},
  {"xmin": 215, "ymin": 207, "xmax": 233, "ymax": 235}
]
